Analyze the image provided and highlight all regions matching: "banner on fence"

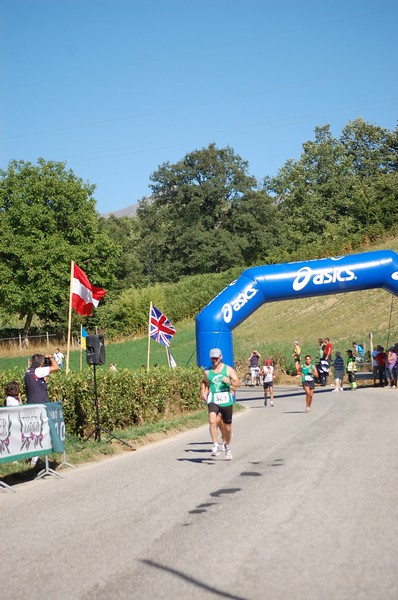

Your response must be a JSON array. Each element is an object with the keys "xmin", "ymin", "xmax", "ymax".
[
  {"xmin": 45, "ymin": 402, "xmax": 65, "ymax": 453},
  {"xmin": 0, "ymin": 404, "xmax": 52, "ymax": 465}
]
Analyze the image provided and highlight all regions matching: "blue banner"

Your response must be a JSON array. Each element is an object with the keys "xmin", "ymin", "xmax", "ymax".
[{"xmin": 45, "ymin": 402, "xmax": 66, "ymax": 453}]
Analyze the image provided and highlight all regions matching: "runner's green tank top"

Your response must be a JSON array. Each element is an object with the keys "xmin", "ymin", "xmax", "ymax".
[{"xmin": 207, "ymin": 364, "xmax": 233, "ymax": 406}]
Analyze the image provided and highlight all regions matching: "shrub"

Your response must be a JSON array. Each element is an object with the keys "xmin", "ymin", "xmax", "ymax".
[{"xmin": 0, "ymin": 366, "xmax": 204, "ymax": 438}]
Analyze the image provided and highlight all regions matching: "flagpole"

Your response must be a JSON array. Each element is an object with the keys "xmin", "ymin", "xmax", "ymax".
[
  {"xmin": 166, "ymin": 346, "xmax": 171, "ymax": 368},
  {"xmin": 80, "ymin": 324, "xmax": 83, "ymax": 371},
  {"xmin": 66, "ymin": 260, "xmax": 74, "ymax": 375},
  {"xmin": 147, "ymin": 302, "xmax": 152, "ymax": 372}
]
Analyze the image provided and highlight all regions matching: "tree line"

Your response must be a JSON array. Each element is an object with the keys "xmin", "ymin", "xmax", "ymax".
[{"xmin": 1, "ymin": 118, "xmax": 397, "ymax": 335}]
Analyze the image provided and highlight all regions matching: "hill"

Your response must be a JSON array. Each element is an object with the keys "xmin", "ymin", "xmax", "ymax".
[
  {"xmin": 0, "ymin": 236, "xmax": 397, "ymax": 374},
  {"xmin": 101, "ymin": 202, "xmax": 139, "ymax": 219}
]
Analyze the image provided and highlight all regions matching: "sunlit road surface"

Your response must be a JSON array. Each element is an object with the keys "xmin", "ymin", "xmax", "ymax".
[{"xmin": 2, "ymin": 384, "xmax": 398, "ymax": 600}]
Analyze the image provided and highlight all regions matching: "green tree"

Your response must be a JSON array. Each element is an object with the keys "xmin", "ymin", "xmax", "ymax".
[
  {"xmin": 265, "ymin": 120, "xmax": 398, "ymax": 258},
  {"xmin": 135, "ymin": 143, "xmax": 277, "ymax": 280},
  {"xmin": 341, "ymin": 118, "xmax": 397, "ymax": 177},
  {"xmin": 100, "ymin": 214, "xmax": 146, "ymax": 290},
  {"xmin": 0, "ymin": 159, "xmax": 119, "ymax": 334}
]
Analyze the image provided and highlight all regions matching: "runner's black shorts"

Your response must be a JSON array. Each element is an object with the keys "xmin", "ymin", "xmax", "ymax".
[
  {"xmin": 263, "ymin": 380, "xmax": 273, "ymax": 389},
  {"xmin": 207, "ymin": 403, "xmax": 233, "ymax": 424},
  {"xmin": 302, "ymin": 380, "xmax": 315, "ymax": 390}
]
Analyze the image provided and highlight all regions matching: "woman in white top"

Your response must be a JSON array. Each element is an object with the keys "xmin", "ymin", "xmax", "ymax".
[
  {"xmin": 261, "ymin": 358, "xmax": 275, "ymax": 407},
  {"xmin": 5, "ymin": 381, "xmax": 22, "ymax": 406}
]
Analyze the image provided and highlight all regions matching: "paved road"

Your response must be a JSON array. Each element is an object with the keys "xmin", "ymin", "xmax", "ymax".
[{"xmin": 2, "ymin": 385, "xmax": 398, "ymax": 600}]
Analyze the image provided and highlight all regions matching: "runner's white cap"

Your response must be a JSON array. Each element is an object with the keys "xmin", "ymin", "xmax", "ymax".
[{"xmin": 209, "ymin": 348, "xmax": 222, "ymax": 358}]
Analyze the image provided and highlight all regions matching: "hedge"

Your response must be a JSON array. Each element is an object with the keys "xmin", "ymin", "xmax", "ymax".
[{"xmin": 0, "ymin": 366, "xmax": 204, "ymax": 438}]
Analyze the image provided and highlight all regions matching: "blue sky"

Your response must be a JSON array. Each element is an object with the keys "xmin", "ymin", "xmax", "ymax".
[{"xmin": 1, "ymin": 0, "xmax": 397, "ymax": 215}]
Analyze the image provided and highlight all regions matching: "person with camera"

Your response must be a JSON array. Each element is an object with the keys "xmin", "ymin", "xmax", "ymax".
[
  {"xmin": 248, "ymin": 350, "xmax": 261, "ymax": 386},
  {"xmin": 24, "ymin": 353, "xmax": 59, "ymax": 405},
  {"xmin": 24, "ymin": 353, "xmax": 59, "ymax": 467}
]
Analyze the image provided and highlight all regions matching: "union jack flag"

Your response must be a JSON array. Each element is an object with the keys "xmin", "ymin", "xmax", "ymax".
[{"xmin": 149, "ymin": 305, "xmax": 176, "ymax": 347}]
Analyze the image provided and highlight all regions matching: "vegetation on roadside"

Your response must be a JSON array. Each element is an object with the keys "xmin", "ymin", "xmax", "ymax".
[{"xmin": 0, "ymin": 366, "xmax": 204, "ymax": 437}]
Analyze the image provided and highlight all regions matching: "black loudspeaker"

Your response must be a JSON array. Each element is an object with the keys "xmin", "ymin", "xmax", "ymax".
[{"xmin": 86, "ymin": 335, "xmax": 106, "ymax": 365}]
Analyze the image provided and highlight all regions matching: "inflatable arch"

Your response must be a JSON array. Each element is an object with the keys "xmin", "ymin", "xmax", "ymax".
[{"xmin": 195, "ymin": 249, "xmax": 398, "ymax": 368}]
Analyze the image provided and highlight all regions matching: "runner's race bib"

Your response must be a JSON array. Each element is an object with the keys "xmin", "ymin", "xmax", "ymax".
[
  {"xmin": 212, "ymin": 392, "xmax": 230, "ymax": 405},
  {"xmin": 305, "ymin": 375, "xmax": 314, "ymax": 382}
]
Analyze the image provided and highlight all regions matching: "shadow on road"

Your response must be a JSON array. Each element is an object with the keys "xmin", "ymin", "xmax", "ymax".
[
  {"xmin": 176, "ymin": 457, "xmax": 215, "ymax": 465},
  {"xmin": 141, "ymin": 559, "xmax": 248, "ymax": 600}
]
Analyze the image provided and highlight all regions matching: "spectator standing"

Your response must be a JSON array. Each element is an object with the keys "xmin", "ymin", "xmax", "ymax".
[
  {"xmin": 332, "ymin": 352, "xmax": 344, "ymax": 392},
  {"xmin": 376, "ymin": 346, "xmax": 388, "ymax": 386},
  {"xmin": 292, "ymin": 341, "xmax": 301, "ymax": 377},
  {"xmin": 371, "ymin": 346, "xmax": 381, "ymax": 386},
  {"xmin": 318, "ymin": 339, "xmax": 326, "ymax": 360},
  {"xmin": 53, "ymin": 347, "xmax": 64, "ymax": 368},
  {"xmin": 386, "ymin": 347, "xmax": 397, "ymax": 388},
  {"xmin": 261, "ymin": 358, "xmax": 275, "ymax": 406},
  {"xmin": 5, "ymin": 381, "xmax": 22, "ymax": 406},
  {"xmin": 346, "ymin": 350, "xmax": 357, "ymax": 390},
  {"xmin": 323, "ymin": 337, "xmax": 333, "ymax": 364},
  {"xmin": 24, "ymin": 353, "xmax": 59, "ymax": 466},
  {"xmin": 248, "ymin": 350, "xmax": 261, "ymax": 386},
  {"xmin": 25, "ymin": 354, "xmax": 59, "ymax": 405}
]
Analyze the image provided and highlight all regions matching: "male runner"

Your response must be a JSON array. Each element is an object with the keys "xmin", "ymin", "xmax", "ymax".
[{"xmin": 201, "ymin": 348, "xmax": 240, "ymax": 460}]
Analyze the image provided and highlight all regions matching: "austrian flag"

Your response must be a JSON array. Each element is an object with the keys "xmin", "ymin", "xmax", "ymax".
[{"xmin": 72, "ymin": 263, "xmax": 106, "ymax": 316}]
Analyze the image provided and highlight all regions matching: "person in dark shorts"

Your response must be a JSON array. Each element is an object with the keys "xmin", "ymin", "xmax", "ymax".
[
  {"xmin": 201, "ymin": 348, "xmax": 240, "ymax": 461},
  {"xmin": 346, "ymin": 349, "xmax": 357, "ymax": 390},
  {"xmin": 298, "ymin": 355, "xmax": 319, "ymax": 412},
  {"xmin": 323, "ymin": 337, "xmax": 333, "ymax": 364},
  {"xmin": 332, "ymin": 351, "xmax": 344, "ymax": 392},
  {"xmin": 261, "ymin": 358, "xmax": 275, "ymax": 406}
]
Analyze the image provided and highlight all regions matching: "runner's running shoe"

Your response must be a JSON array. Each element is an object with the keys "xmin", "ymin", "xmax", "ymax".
[
  {"xmin": 225, "ymin": 445, "xmax": 232, "ymax": 461},
  {"xmin": 211, "ymin": 444, "xmax": 219, "ymax": 456}
]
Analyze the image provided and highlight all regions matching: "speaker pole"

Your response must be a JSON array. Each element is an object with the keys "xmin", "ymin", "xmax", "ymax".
[
  {"xmin": 89, "ymin": 364, "xmax": 135, "ymax": 450},
  {"xmin": 93, "ymin": 364, "xmax": 101, "ymax": 442}
]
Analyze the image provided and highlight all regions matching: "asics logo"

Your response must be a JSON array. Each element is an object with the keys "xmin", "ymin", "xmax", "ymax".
[
  {"xmin": 222, "ymin": 284, "xmax": 258, "ymax": 323},
  {"xmin": 292, "ymin": 266, "xmax": 356, "ymax": 292}
]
